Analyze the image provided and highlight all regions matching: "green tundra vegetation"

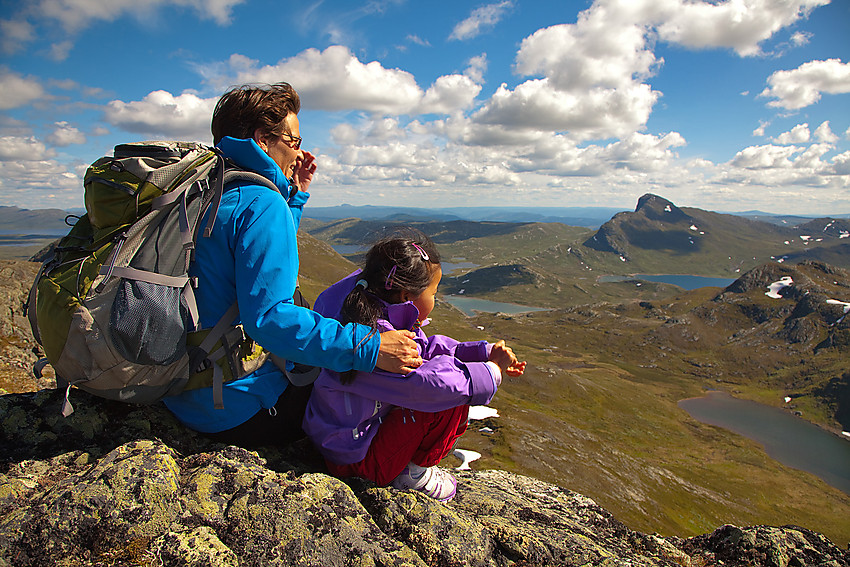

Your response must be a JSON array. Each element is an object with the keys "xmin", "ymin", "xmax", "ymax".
[{"xmin": 299, "ymin": 196, "xmax": 850, "ymax": 546}]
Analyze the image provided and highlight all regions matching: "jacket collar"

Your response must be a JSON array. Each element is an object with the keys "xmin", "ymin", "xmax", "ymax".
[
  {"xmin": 216, "ymin": 136, "xmax": 292, "ymax": 194},
  {"xmin": 383, "ymin": 300, "xmax": 421, "ymax": 332}
]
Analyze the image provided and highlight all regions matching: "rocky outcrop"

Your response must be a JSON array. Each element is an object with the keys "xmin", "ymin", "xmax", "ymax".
[
  {"xmin": 0, "ymin": 260, "xmax": 52, "ymax": 395},
  {"xmin": 2, "ymin": 389, "xmax": 848, "ymax": 566},
  {"xmin": 714, "ymin": 261, "xmax": 850, "ymax": 349}
]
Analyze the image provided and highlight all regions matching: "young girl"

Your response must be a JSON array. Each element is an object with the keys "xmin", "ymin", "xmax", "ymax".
[{"xmin": 302, "ymin": 231, "xmax": 526, "ymax": 502}]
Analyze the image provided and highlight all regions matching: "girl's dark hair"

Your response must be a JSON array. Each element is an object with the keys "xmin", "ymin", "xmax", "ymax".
[
  {"xmin": 211, "ymin": 83, "xmax": 301, "ymax": 145},
  {"xmin": 339, "ymin": 230, "xmax": 440, "ymax": 383},
  {"xmin": 341, "ymin": 230, "xmax": 441, "ymax": 329}
]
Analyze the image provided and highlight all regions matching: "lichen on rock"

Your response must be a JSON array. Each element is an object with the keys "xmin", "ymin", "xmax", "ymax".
[{"xmin": 1, "ymin": 388, "xmax": 849, "ymax": 566}]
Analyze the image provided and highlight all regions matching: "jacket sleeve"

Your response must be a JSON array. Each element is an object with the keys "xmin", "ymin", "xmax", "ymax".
[
  {"xmin": 336, "ymin": 354, "xmax": 498, "ymax": 412},
  {"xmin": 287, "ymin": 190, "xmax": 309, "ymax": 231},
  {"xmin": 421, "ymin": 334, "xmax": 491, "ymax": 363},
  {"xmin": 231, "ymin": 188, "xmax": 378, "ymax": 373}
]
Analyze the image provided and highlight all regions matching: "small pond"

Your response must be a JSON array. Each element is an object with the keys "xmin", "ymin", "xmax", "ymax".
[
  {"xmin": 331, "ymin": 244, "xmax": 366, "ymax": 255},
  {"xmin": 679, "ymin": 391, "xmax": 850, "ymax": 495},
  {"xmin": 442, "ymin": 295, "xmax": 548, "ymax": 317}
]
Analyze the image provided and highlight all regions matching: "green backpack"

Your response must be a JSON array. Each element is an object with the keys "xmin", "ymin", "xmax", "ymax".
[{"xmin": 26, "ymin": 141, "xmax": 303, "ymax": 416}]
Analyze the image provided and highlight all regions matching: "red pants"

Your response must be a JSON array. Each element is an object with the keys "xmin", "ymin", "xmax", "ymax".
[{"xmin": 326, "ymin": 405, "xmax": 469, "ymax": 486}]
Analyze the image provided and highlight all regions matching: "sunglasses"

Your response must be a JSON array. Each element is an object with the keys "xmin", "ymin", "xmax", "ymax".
[{"xmin": 280, "ymin": 133, "xmax": 302, "ymax": 150}]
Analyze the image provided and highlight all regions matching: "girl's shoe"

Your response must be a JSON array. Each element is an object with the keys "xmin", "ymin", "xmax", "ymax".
[{"xmin": 391, "ymin": 464, "xmax": 457, "ymax": 502}]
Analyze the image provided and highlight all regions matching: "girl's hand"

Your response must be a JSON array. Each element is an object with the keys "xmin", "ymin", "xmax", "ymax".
[
  {"xmin": 489, "ymin": 340, "xmax": 526, "ymax": 377},
  {"xmin": 292, "ymin": 150, "xmax": 317, "ymax": 192},
  {"xmin": 505, "ymin": 360, "xmax": 526, "ymax": 377}
]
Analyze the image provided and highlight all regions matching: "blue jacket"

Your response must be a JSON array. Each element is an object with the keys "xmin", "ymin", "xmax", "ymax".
[
  {"xmin": 302, "ymin": 270, "xmax": 499, "ymax": 465},
  {"xmin": 163, "ymin": 137, "xmax": 380, "ymax": 433}
]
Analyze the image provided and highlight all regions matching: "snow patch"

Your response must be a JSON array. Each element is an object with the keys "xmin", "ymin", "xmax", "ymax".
[
  {"xmin": 766, "ymin": 277, "xmax": 793, "ymax": 299},
  {"xmin": 468, "ymin": 405, "xmax": 499, "ymax": 420},
  {"xmin": 452, "ymin": 449, "xmax": 482, "ymax": 470},
  {"xmin": 664, "ymin": 205, "xmax": 672, "ymax": 212}
]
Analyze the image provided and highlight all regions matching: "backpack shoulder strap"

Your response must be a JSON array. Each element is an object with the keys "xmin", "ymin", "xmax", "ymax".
[{"xmin": 223, "ymin": 169, "xmax": 281, "ymax": 195}]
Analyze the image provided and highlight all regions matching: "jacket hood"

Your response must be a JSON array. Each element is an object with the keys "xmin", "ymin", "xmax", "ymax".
[{"xmin": 314, "ymin": 269, "xmax": 422, "ymax": 331}]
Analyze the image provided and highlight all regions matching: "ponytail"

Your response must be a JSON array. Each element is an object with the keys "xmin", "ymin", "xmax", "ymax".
[{"xmin": 340, "ymin": 279, "xmax": 384, "ymax": 328}]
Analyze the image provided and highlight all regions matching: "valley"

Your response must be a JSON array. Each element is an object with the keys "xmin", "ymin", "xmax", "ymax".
[
  {"xmin": 300, "ymin": 194, "xmax": 850, "ymax": 545},
  {"xmin": 1, "ymin": 194, "xmax": 849, "ymax": 546}
]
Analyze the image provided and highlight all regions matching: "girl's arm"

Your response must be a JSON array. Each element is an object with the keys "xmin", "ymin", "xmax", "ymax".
[
  {"xmin": 420, "ymin": 334, "xmax": 491, "ymax": 363},
  {"xmin": 333, "ymin": 354, "xmax": 498, "ymax": 413}
]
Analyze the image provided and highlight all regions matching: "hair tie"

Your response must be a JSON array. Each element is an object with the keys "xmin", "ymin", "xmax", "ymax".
[
  {"xmin": 384, "ymin": 265, "xmax": 397, "ymax": 290},
  {"xmin": 412, "ymin": 243, "xmax": 429, "ymax": 261},
  {"xmin": 355, "ymin": 279, "xmax": 368, "ymax": 289}
]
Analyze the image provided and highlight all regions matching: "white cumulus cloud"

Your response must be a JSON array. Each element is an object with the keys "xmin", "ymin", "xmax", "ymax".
[
  {"xmin": 221, "ymin": 46, "xmax": 482, "ymax": 116},
  {"xmin": 0, "ymin": 136, "xmax": 55, "ymax": 161},
  {"xmin": 0, "ymin": 68, "xmax": 46, "ymax": 110},
  {"xmin": 47, "ymin": 121, "xmax": 86, "ymax": 146},
  {"xmin": 471, "ymin": 79, "xmax": 658, "ymax": 141},
  {"xmin": 761, "ymin": 58, "xmax": 850, "ymax": 110},
  {"xmin": 0, "ymin": 158, "xmax": 82, "ymax": 209},
  {"xmin": 813, "ymin": 121, "xmax": 838, "ymax": 143},
  {"xmin": 515, "ymin": 13, "xmax": 658, "ymax": 91},
  {"xmin": 655, "ymin": 0, "xmax": 829, "ymax": 57},
  {"xmin": 103, "ymin": 90, "xmax": 217, "ymax": 141},
  {"xmin": 773, "ymin": 123, "xmax": 810, "ymax": 145},
  {"xmin": 731, "ymin": 144, "xmax": 800, "ymax": 169}
]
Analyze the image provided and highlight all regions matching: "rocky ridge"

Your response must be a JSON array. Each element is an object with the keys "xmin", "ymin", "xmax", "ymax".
[{"xmin": 1, "ymin": 389, "xmax": 848, "ymax": 567}]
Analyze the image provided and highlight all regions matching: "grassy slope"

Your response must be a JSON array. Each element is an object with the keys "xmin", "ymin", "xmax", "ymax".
[
  {"xmin": 431, "ymin": 296, "xmax": 850, "ymax": 547},
  {"xmin": 304, "ymin": 217, "xmax": 850, "ymax": 545}
]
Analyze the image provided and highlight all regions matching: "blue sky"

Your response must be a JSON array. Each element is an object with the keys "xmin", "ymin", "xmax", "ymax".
[{"xmin": 1, "ymin": 0, "xmax": 848, "ymax": 215}]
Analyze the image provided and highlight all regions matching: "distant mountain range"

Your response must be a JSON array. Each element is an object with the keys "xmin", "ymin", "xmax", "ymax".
[
  {"xmin": 0, "ymin": 206, "xmax": 77, "ymax": 234},
  {"xmin": 2, "ymin": 201, "xmax": 848, "ymax": 234},
  {"xmin": 302, "ymin": 204, "xmax": 628, "ymax": 228}
]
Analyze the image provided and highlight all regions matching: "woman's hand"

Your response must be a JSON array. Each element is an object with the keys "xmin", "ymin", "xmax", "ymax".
[
  {"xmin": 376, "ymin": 330, "xmax": 423, "ymax": 374},
  {"xmin": 292, "ymin": 150, "xmax": 317, "ymax": 192}
]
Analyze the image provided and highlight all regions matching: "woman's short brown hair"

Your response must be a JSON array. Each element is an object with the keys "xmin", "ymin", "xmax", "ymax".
[{"xmin": 210, "ymin": 82, "xmax": 301, "ymax": 145}]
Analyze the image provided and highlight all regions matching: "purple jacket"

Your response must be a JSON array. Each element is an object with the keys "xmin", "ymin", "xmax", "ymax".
[{"xmin": 302, "ymin": 270, "xmax": 499, "ymax": 465}]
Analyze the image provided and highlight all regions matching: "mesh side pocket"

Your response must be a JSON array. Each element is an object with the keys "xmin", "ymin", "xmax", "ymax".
[{"xmin": 111, "ymin": 279, "xmax": 188, "ymax": 365}]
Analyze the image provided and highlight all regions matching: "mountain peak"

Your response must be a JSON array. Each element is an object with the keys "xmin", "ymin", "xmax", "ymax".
[{"xmin": 634, "ymin": 193, "xmax": 690, "ymax": 222}]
